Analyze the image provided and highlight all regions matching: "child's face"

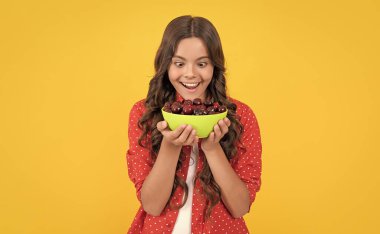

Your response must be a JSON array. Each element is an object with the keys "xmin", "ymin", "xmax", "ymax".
[{"xmin": 168, "ymin": 37, "xmax": 214, "ymax": 101}]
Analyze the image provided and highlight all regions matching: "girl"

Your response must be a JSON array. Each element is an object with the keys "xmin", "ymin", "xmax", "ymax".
[{"xmin": 126, "ymin": 15, "xmax": 262, "ymax": 234}]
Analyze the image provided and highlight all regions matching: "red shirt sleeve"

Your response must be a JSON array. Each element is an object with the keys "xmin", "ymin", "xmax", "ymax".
[
  {"xmin": 126, "ymin": 100, "xmax": 152, "ymax": 204},
  {"xmin": 232, "ymin": 102, "xmax": 262, "ymax": 211}
]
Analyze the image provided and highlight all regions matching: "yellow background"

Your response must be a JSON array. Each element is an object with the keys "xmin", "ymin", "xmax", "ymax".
[{"xmin": 1, "ymin": 0, "xmax": 379, "ymax": 233}]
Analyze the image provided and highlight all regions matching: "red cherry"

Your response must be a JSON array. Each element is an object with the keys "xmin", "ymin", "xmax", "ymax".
[
  {"xmin": 193, "ymin": 98, "xmax": 202, "ymax": 105},
  {"xmin": 207, "ymin": 106, "xmax": 216, "ymax": 113},
  {"xmin": 183, "ymin": 99, "xmax": 192, "ymax": 105},
  {"xmin": 182, "ymin": 105, "xmax": 193, "ymax": 115},
  {"xmin": 204, "ymin": 99, "xmax": 213, "ymax": 106},
  {"xmin": 198, "ymin": 104, "xmax": 206, "ymax": 111},
  {"xmin": 218, "ymin": 105, "xmax": 227, "ymax": 112},
  {"xmin": 171, "ymin": 102, "xmax": 182, "ymax": 114},
  {"xmin": 163, "ymin": 99, "xmax": 226, "ymax": 115},
  {"xmin": 194, "ymin": 109, "xmax": 203, "ymax": 115},
  {"xmin": 164, "ymin": 102, "xmax": 172, "ymax": 109},
  {"xmin": 163, "ymin": 106, "xmax": 172, "ymax": 113}
]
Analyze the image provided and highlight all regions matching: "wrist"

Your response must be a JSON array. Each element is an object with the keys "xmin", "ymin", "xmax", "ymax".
[
  {"xmin": 201, "ymin": 142, "xmax": 222, "ymax": 155},
  {"xmin": 161, "ymin": 138, "xmax": 182, "ymax": 151}
]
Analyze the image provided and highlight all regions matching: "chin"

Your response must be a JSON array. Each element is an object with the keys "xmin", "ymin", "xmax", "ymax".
[{"xmin": 183, "ymin": 93, "xmax": 201, "ymax": 100}]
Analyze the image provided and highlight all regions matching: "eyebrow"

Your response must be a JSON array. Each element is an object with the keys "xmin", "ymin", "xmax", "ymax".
[{"xmin": 172, "ymin": 55, "xmax": 209, "ymax": 60}]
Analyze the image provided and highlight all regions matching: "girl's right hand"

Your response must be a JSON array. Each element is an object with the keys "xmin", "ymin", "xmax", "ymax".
[{"xmin": 156, "ymin": 121, "xmax": 198, "ymax": 147}]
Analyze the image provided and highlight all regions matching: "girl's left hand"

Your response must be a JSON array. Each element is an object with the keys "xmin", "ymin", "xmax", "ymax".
[{"xmin": 201, "ymin": 117, "xmax": 231, "ymax": 152}]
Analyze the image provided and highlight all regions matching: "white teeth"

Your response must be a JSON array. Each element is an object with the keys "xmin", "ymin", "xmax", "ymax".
[{"xmin": 182, "ymin": 82, "xmax": 199, "ymax": 87}]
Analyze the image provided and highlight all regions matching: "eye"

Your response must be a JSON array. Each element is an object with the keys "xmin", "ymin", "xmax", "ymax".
[
  {"xmin": 174, "ymin": 62, "xmax": 184, "ymax": 67},
  {"xmin": 198, "ymin": 62, "xmax": 207, "ymax": 68}
]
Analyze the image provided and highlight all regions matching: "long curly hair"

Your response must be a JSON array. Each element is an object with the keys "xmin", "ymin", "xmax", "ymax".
[{"xmin": 138, "ymin": 15, "xmax": 244, "ymax": 220}]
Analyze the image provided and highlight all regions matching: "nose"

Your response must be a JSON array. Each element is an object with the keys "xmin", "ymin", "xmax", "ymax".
[{"xmin": 184, "ymin": 64, "xmax": 196, "ymax": 78}]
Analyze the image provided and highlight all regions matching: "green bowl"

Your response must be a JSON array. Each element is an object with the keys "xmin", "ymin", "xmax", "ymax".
[{"xmin": 161, "ymin": 109, "xmax": 228, "ymax": 138}]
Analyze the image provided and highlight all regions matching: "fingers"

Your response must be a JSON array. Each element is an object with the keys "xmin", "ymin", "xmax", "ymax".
[
  {"xmin": 161, "ymin": 124, "xmax": 197, "ymax": 146},
  {"xmin": 183, "ymin": 129, "xmax": 197, "ymax": 146},
  {"xmin": 213, "ymin": 124, "xmax": 222, "ymax": 139},
  {"xmin": 218, "ymin": 118, "xmax": 230, "ymax": 134},
  {"xmin": 159, "ymin": 118, "xmax": 230, "ymax": 146},
  {"xmin": 224, "ymin": 117, "xmax": 231, "ymax": 127},
  {"xmin": 157, "ymin": 122, "xmax": 187, "ymax": 142},
  {"xmin": 174, "ymin": 125, "xmax": 194, "ymax": 145},
  {"xmin": 208, "ymin": 132, "xmax": 215, "ymax": 142},
  {"xmin": 194, "ymin": 136, "xmax": 199, "ymax": 145},
  {"xmin": 156, "ymin": 121, "xmax": 168, "ymax": 132},
  {"xmin": 211, "ymin": 117, "xmax": 230, "ymax": 142},
  {"xmin": 171, "ymin": 124, "xmax": 187, "ymax": 139},
  {"xmin": 202, "ymin": 118, "xmax": 230, "ymax": 151}
]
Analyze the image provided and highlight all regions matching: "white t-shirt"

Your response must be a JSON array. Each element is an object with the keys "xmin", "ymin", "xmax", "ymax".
[{"xmin": 171, "ymin": 144, "xmax": 199, "ymax": 234}]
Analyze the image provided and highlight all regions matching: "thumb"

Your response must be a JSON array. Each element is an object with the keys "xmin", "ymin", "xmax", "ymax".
[{"xmin": 157, "ymin": 121, "xmax": 168, "ymax": 132}]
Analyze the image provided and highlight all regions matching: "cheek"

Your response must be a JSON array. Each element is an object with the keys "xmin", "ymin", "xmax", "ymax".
[
  {"xmin": 201, "ymin": 66, "xmax": 214, "ymax": 80},
  {"xmin": 168, "ymin": 67, "xmax": 181, "ymax": 81}
]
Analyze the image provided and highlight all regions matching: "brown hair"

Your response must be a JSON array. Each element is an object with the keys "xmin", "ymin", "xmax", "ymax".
[{"xmin": 138, "ymin": 15, "xmax": 244, "ymax": 220}]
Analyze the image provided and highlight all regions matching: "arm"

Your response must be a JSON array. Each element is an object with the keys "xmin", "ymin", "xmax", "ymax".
[
  {"xmin": 202, "ymin": 144, "xmax": 250, "ymax": 218},
  {"xmin": 140, "ymin": 122, "xmax": 198, "ymax": 216},
  {"xmin": 201, "ymin": 105, "xmax": 262, "ymax": 218},
  {"xmin": 140, "ymin": 138, "xmax": 181, "ymax": 216}
]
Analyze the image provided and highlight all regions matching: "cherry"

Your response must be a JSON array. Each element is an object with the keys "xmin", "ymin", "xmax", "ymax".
[
  {"xmin": 163, "ymin": 99, "xmax": 228, "ymax": 115},
  {"xmin": 198, "ymin": 104, "xmax": 206, "ymax": 111},
  {"xmin": 182, "ymin": 105, "xmax": 193, "ymax": 115},
  {"xmin": 163, "ymin": 106, "xmax": 172, "ymax": 113},
  {"xmin": 183, "ymin": 99, "xmax": 193, "ymax": 106},
  {"xmin": 207, "ymin": 107, "xmax": 216, "ymax": 114},
  {"xmin": 194, "ymin": 109, "xmax": 207, "ymax": 115},
  {"xmin": 218, "ymin": 105, "xmax": 227, "ymax": 113},
  {"xmin": 193, "ymin": 98, "xmax": 202, "ymax": 105},
  {"xmin": 164, "ymin": 102, "xmax": 172, "ymax": 109},
  {"xmin": 171, "ymin": 102, "xmax": 182, "ymax": 114},
  {"xmin": 204, "ymin": 99, "xmax": 213, "ymax": 107}
]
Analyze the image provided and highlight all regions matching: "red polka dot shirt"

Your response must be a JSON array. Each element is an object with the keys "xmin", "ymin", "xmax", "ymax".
[{"xmin": 126, "ymin": 96, "xmax": 262, "ymax": 234}]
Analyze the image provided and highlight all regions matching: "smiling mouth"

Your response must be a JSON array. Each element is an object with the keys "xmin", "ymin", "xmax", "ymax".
[{"xmin": 180, "ymin": 82, "xmax": 200, "ymax": 89}]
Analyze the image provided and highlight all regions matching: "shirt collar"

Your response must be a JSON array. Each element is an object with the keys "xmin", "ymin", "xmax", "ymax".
[{"xmin": 175, "ymin": 92, "xmax": 185, "ymax": 102}]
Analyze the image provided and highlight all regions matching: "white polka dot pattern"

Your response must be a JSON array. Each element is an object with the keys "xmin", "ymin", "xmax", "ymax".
[{"xmin": 126, "ymin": 97, "xmax": 262, "ymax": 234}]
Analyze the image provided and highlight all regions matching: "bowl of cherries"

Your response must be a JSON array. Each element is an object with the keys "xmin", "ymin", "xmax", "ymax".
[{"xmin": 161, "ymin": 98, "xmax": 228, "ymax": 138}]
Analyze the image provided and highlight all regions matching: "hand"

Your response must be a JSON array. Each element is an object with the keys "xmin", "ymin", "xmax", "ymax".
[
  {"xmin": 156, "ymin": 121, "xmax": 199, "ymax": 147},
  {"xmin": 201, "ymin": 117, "xmax": 231, "ymax": 152}
]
